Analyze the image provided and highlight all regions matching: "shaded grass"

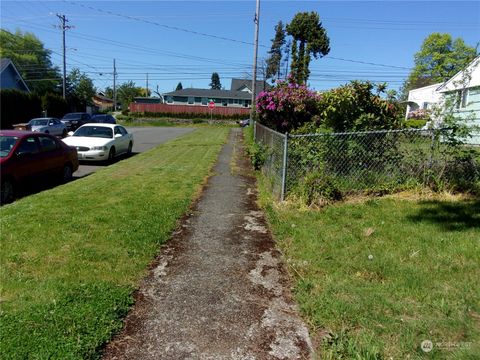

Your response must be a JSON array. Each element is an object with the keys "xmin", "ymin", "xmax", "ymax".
[
  {"xmin": 0, "ymin": 127, "xmax": 229, "ymax": 359},
  {"xmin": 257, "ymin": 179, "xmax": 480, "ymax": 359}
]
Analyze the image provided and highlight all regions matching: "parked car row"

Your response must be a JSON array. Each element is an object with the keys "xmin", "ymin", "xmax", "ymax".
[
  {"xmin": 0, "ymin": 123, "xmax": 133, "ymax": 204},
  {"xmin": 61, "ymin": 113, "xmax": 116, "ymax": 131},
  {"xmin": 21, "ymin": 113, "xmax": 117, "ymax": 136}
]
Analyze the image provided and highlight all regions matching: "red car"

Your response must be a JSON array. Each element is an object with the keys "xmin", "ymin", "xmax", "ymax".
[{"xmin": 0, "ymin": 130, "xmax": 79, "ymax": 204}]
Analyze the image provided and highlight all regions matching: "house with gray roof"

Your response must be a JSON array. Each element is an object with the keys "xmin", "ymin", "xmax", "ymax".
[
  {"xmin": 163, "ymin": 78, "xmax": 267, "ymax": 108},
  {"xmin": 0, "ymin": 58, "xmax": 30, "ymax": 93}
]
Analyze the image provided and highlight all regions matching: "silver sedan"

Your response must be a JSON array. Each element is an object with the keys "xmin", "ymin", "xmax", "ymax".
[{"xmin": 28, "ymin": 118, "xmax": 67, "ymax": 137}]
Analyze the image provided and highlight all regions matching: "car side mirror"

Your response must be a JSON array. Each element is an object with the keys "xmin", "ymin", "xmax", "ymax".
[
  {"xmin": 68, "ymin": 131, "xmax": 74, "ymax": 136},
  {"xmin": 115, "ymin": 133, "xmax": 122, "ymax": 138}
]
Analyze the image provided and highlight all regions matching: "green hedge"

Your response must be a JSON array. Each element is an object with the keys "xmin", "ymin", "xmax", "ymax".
[
  {"xmin": 42, "ymin": 93, "xmax": 69, "ymax": 119},
  {"xmin": 0, "ymin": 89, "xmax": 42, "ymax": 129}
]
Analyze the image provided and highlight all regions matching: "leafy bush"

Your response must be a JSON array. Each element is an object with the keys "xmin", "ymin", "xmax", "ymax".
[
  {"xmin": 247, "ymin": 141, "xmax": 267, "ymax": 170},
  {"xmin": 404, "ymin": 119, "xmax": 428, "ymax": 129},
  {"xmin": 293, "ymin": 171, "xmax": 342, "ymax": 206},
  {"xmin": 297, "ymin": 81, "xmax": 400, "ymax": 133}
]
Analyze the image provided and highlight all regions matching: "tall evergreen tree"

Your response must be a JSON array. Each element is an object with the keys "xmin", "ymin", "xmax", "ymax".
[
  {"xmin": 266, "ymin": 21, "xmax": 286, "ymax": 82},
  {"xmin": 176, "ymin": 82, "xmax": 183, "ymax": 91},
  {"xmin": 286, "ymin": 12, "xmax": 330, "ymax": 84},
  {"xmin": 209, "ymin": 72, "xmax": 221, "ymax": 90}
]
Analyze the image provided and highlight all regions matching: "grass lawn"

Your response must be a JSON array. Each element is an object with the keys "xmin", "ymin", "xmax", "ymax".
[
  {"xmin": 259, "ymin": 186, "xmax": 480, "ymax": 359},
  {"xmin": 0, "ymin": 127, "xmax": 228, "ymax": 359}
]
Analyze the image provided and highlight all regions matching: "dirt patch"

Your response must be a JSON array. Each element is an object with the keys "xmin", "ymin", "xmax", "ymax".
[{"xmin": 102, "ymin": 129, "xmax": 312, "ymax": 359}]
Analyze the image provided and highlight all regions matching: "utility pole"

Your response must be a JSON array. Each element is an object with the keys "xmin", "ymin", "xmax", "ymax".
[
  {"xmin": 113, "ymin": 58, "xmax": 117, "ymax": 111},
  {"xmin": 56, "ymin": 14, "xmax": 72, "ymax": 99},
  {"xmin": 146, "ymin": 73, "xmax": 149, "ymax": 96},
  {"xmin": 251, "ymin": 0, "xmax": 261, "ymax": 122}
]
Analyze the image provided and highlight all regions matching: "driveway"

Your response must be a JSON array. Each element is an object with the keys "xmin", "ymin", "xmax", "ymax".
[{"xmin": 74, "ymin": 127, "xmax": 193, "ymax": 178}]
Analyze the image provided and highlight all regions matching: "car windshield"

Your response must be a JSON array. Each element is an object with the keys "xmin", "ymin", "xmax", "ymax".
[
  {"xmin": 63, "ymin": 113, "xmax": 82, "ymax": 120},
  {"xmin": 29, "ymin": 119, "xmax": 49, "ymax": 126},
  {"xmin": 0, "ymin": 136, "xmax": 19, "ymax": 158},
  {"xmin": 73, "ymin": 126, "xmax": 113, "ymax": 139}
]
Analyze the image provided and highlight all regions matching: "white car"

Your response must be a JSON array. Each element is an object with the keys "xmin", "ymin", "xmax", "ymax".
[{"xmin": 62, "ymin": 124, "xmax": 133, "ymax": 162}]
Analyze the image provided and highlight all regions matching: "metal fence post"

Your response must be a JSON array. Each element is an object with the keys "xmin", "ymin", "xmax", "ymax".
[{"xmin": 280, "ymin": 132, "xmax": 288, "ymax": 201}]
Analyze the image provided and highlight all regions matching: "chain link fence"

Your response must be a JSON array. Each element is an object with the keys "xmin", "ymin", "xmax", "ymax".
[{"xmin": 254, "ymin": 122, "xmax": 480, "ymax": 201}]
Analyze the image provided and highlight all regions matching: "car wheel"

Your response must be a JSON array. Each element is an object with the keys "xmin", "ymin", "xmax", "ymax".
[
  {"xmin": 127, "ymin": 142, "xmax": 133, "ymax": 156},
  {"xmin": 108, "ymin": 147, "xmax": 116, "ymax": 162},
  {"xmin": 61, "ymin": 164, "xmax": 73, "ymax": 183},
  {"xmin": 1, "ymin": 179, "xmax": 14, "ymax": 204}
]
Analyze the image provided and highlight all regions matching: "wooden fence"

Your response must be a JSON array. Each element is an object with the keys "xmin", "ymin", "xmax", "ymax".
[{"xmin": 129, "ymin": 103, "xmax": 251, "ymax": 117}]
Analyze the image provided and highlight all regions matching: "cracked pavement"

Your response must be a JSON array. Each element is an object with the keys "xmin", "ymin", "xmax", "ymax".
[{"xmin": 102, "ymin": 128, "xmax": 312, "ymax": 360}]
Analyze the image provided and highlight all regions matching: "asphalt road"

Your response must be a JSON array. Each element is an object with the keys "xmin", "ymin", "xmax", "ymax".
[{"xmin": 73, "ymin": 127, "xmax": 194, "ymax": 178}]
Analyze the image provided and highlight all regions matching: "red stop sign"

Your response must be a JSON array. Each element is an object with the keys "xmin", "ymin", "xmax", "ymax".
[{"xmin": 208, "ymin": 101, "xmax": 215, "ymax": 109}]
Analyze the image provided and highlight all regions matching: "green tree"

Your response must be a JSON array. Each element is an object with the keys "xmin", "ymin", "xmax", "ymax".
[
  {"xmin": 0, "ymin": 29, "xmax": 61, "ymax": 94},
  {"xmin": 401, "ymin": 33, "xmax": 477, "ymax": 98},
  {"xmin": 209, "ymin": 72, "xmax": 221, "ymax": 90},
  {"xmin": 117, "ymin": 81, "xmax": 143, "ymax": 109},
  {"xmin": 286, "ymin": 12, "xmax": 330, "ymax": 84},
  {"xmin": 103, "ymin": 86, "xmax": 114, "ymax": 99},
  {"xmin": 266, "ymin": 21, "xmax": 286, "ymax": 82},
  {"xmin": 66, "ymin": 68, "xmax": 96, "ymax": 111},
  {"xmin": 176, "ymin": 82, "xmax": 183, "ymax": 91}
]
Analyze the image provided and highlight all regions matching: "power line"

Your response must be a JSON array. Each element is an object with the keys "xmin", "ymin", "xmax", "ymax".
[{"xmin": 66, "ymin": 0, "xmax": 261, "ymax": 48}]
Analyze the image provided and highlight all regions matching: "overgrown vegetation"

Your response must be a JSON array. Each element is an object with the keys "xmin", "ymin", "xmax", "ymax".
[
  {"xmin": 256, "ymin": 180, "xmax": 480, "ymax": 358},
  {"xmin": 0, "ymin": 128, "xmax": 228, "ymax": 359}
]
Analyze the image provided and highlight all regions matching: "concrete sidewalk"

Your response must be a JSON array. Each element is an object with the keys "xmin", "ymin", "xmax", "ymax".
[{"xmin": 103, "ymin": 128, "xmax": 312, "ymax": 359}]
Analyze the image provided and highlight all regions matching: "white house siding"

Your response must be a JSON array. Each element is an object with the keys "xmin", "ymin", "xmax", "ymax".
[{"xmin": 406, "ymin": 83, "xmax": 443, "ymax": 115}]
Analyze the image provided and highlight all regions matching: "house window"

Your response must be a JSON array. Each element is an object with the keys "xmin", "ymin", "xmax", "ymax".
[
  {"xmin": 187, "ymin": 96, "xmax": 195, "ymax": 105},
  {"xmin": 456, "ymin": 90, "xmax": 469, "ymax": 109},
  {"xmin": 201, "ymin": 97, "xmax": 208, "ymax": 106},
  {"xmin": 222, "ymin": 100, "xmax": 228, "ymax": 107},
  {"xmin": 166, "ymin": 96, "xmax": 173, "ymax": 104}
]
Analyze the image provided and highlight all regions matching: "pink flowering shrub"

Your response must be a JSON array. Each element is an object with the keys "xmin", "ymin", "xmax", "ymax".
[
  {"xmin": 256, "ymin": 81, "xmax": 321, "ymax": 132},
  {"xmin": 407, "ymin": 108, "xmax": 430, "ymax": 120}
]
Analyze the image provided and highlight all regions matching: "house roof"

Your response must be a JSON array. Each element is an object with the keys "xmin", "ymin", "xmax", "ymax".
[
  {"xmin": 230, "ymin": 78, "xmax": 268, "ymax": 93},
  {"xmin": 436, "ymin": 55, "xmax": 480, "ymax": 93},
  {"xmin": 0, "ymin": 58, "xmax": 30, "ymax": 92},
  {"xmin": 163, "ymin": 88, "xmax": 254, "ymax": 100},
  {"xmin": 93, "ymin": 93, "xmax": 113, "ymax": 102}
]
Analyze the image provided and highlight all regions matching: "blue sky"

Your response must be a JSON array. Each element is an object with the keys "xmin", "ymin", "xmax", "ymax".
[{"xmin": 1, "ymin": 1, "xmax": 479, "ymax": 95}]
